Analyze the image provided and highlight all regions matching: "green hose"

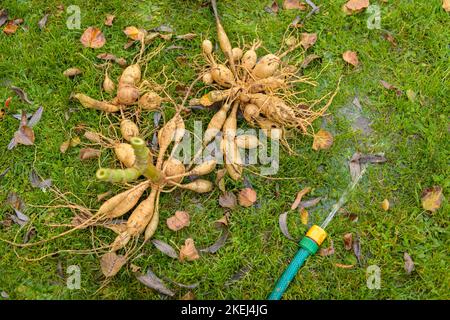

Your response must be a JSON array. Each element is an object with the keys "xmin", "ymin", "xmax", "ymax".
[{"xmin": 268, "ymin": 236, "xmax": 319, "ymax": 300}]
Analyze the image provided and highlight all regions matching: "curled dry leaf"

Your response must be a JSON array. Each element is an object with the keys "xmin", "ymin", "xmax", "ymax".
[
  {"xmin": 175, "ymin": 33, "xmax": 197, "ymax": 40},
  {"xmin": 283, "ymin": 0, "xmax": 307, "ymax": 10},
  {"xmin": 80, "ymin": 27, "xmax": 106, "ymax": 49},
  {"xmin": 0, "ymin": 9, "xmax": 8, "ymax": 28},
  {"xmin": 123, "ymin": 26, "xmax": 147, "ymax": 41},
  {"xmin": 279, "ymin": 212, "xmax": 296, "ymax": 241},
  {"xmin": 104, "ymin": 14, "xmax": 115, "ymax": 26},
  {"xmin": 404, "ymin": 252, "xmax": 415, "ymax": 274},
  {"xmin": 265, "ymin": 1, "xmax": 280, "ymax": 14},
  {"xmin": 238, "ymin": 188, "xmax": 257, "ymax": 207},
  {"xmin": 166, "ymin": 211, "xmax": 190, "ymax": 231},
  {"xmin": 179, "ymin": 238, "xmax": 200, "ymax": 262},
  {"xmin": 29, "ymin": 169, "xmax": 52, "ymax": 190},
  {"xmin": 301, "ymin": 54, "xmax": 321, "ymax": 68},
  {"xmin": 152, "ymin": 239, "xmax": 178, "ymax": 259},
  {"xmin": 298, "ymin": 197, "xmax": 321, "ymax": 209},
  {"xmin": 300, "ymin": 33, "xmax": 317, "ymax": 49},
  {"xmin": 353, "ymin": 234, "xmax": 362, "ymax": 264},
  {"xmin": 380, "ymin": 80, "xmax": 402, "ymax": 96},
  {"xmin": 100, "ymin": 252, "xmax": 127, "ymax": 277},
  {"xmin": 219, "ymin": 191, "xmax": 237, "ymax": 209},
  {"xmin": 343, "ymin": 0, "xmax": 369, "ymax": 15},
  {"xmin": 319, "ymin": 239, "xmax": 335, "ymax": 256},
  {"xmin": 312, "ymin": 129, "xmax": 333, "ymax": 150},
  {"xmin": 342, "ymin": 50, "xmax": 359, "ymax": 67},
  {"xmin": 79, "ymin": 148, "xmax": 101, "ymax": 160},
  {"xmin": 3, "ymin": 21, "xmax": 18, "ymax": 35},
  {"xmin": 381, "ymin": 199, "xmax": 390, "ymax": 211},
  {"xmin": 200, "ymin": 227, "xmax": 230, "ymax": 254},
  {"xmin": 421, "ymin": 186, "xmax": 443, "ymax": 213},
  {"xmin": 63, "ymin": 68, "xmax": 82, "ymax": 77},
  {"xmin": 343, "ymin": 233, "xmax": 353, "ymax": 250},
  {"xmin": 136, "ymin": 269, "xmax": 175, "ymax": 296},
  {"xmin": 38, "ymin": 13, "xmax": 50, "ymax": 30},
  {"xmin": 300, "ymin": 208, "xmax": 308, "ymax": 225},
  {"xmin": 10, "ymin": 86, "xmax": 33, "ymax": 104},
  {"xmin": 444, "ymin": 0, "xmax": 450, "ymax": 12},
  {"xmin": 291, "ymin": 187, "xmax": 311, "ymax": 210}
]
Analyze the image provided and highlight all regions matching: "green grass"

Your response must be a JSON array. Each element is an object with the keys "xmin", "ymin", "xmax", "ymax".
[{"xmin": 0, "ymin": 0, "xmax": 448, "ymax": 300}]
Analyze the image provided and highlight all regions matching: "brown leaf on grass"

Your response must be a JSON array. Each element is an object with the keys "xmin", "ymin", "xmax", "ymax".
[
  {"xmin": 319, "ymin": 239, "xmax": 335, "ymax": 256},
  {"xmin": 175, "ymin": 33, "xmax": 197, "ymax": 40},
  {"xmin": 380, "ymin": 80, "xmax": 402, "ymax": 96},
  {"xmin": 343, "ymin": 0, "xmax": 369, "ymax": 15},
  {"xmin": 200, "ymin": 227, "xmax": 230, "ymax": 254},
  {"xmin": 3, "ymin": 21, "xmax": 18, "ymax": 35},
  {"xmin": 300, "ymin": 208, "xmax": 308, "ymax": 225},
  {"xmin": 38, "ymin": 13, "xmax": 50, "ymax": 30},
  {"xmin": 283, "ymin": 0, "xmax": 307, "ymax": 10},
  {"xmin": 63, "ymin": 67, "xmax": 82, "ymax": 77},
  {"xmin": 79, "ymin": 148, "xmax": 101, "ymax": 160},
  {"xmin": 443, "ymin": 0, "xmax": 450, "ymax": 12},
  {"xmin": 136, "ymin": 268, "xmax": 175, "ymax": 296},
  {"xmin": 300, "ymin": 33, "xmax": 317, "ymax": 49},
  {"xmin": 298, "ymin": 197, "xmax": 321, "ymax": 209},
  {"xmin": 179, "ymin": 238, "xmax": 200, "ymax": 262},
  {"xmin": 301, "ymin": 54, "xmax": 321, "ymax": 68},
  {"xmin": 213, "ymin": 213, "xmax": 230, "ymax": 229},
  {"xmin": 265, "ymin": 1, "xmax": 280, "ymax": 14},
  {"xmin": 343, "ymin": 233, "xmax": 353, "ymax": 250},
  {"xmin": 312, "ymin": 129, "xmax": 333, "ymax": 150},
  {"xmin": 80, "ymin": 27, "xmax": 106, "ymax": 48},
  {"xmin": 100, "ymin": 252, "xmax": 127, "ymax": 277},
  {"xmin": 166, "ymin": 211, "xmax": 190, "ymax": 231},
  {"xmin": 279, "ymin": 212, "xmax": 296, "ymax": 241},
  {"xmin": 421, "ymin": 186, "xmax": 443, "ymax": 213},
  {"xmin": 219, "ymin": 191, "xmax": 237, "ymax": 209},
  {"xmin": 353, "ymin": 234, "xmax": 362, "ymax": 264},
  {"xmin": 335, "ymin": 263, "xmax": 354, "ymax": 269},
  {"xmin": 0, "ymin": 9, "xmax": 8, "ymax": 28},
  {"xmin": 104, "ymin": 14, "xmax": 115, "ymax": 26},
  {"xmin": 151, "ymin": 239, "xmax": 178, "ymax": 259},
  {"xmin": 10, "ymin": 86, "xmax": 33, "ymax": 104},
  {"xmin": 291, "ymin": 187, "xmax": 311, "ymax": 210},
  {"xmin": 342, "ymin": 50, "xmax": 359, "ymax": 66},
  {"xmin": 238, "ymin": 188, "xmax": 257, "ymax": 207},
  {"xmin": 215, "ymin": 168, "xmax": 227, "ymax": 192},
  {"xmin": 59, "ymin": 140, "xmax": 70, "ymax": 153},
  {"xmin": 181, "ymin": 291, "xmax": 196, "ymax": 300},
  {"xmin": 123, "ymin": 26, "xmax": 147, "ymax": 41},
  {"xmin": 14, "ymin": 125, "xmax": 35, "ymax": 145},
  {"xmin": 381, "ymin": 199, "xmax": 390, "ymax": 211},
  {"xmin": 404, "ymin": 252, "xmax": 415, "ymax": 274},
  {"xmin": 383, "ymin": 32, "xmax": 397, "ymax": 47}
]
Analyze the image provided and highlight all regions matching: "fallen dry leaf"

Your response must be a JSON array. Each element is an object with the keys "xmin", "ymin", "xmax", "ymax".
[
  {"xmin": 383, "ymin": 32, "xmax": 397, "ymax": 47},
  {"xmin": 312, "ymin": 129, "xmax": 333, "ymax": 150},
  {"xmin": 301, "ymin": 54, "xmax": 321, "ymax": 68},
  {"xmin": 381, "ymin": 199, "xmax": 390, "ymax": 211},
  {"xmin": 199, "ymin": 227, "xmax": 230, "ymax": 254},
  {"xmin": 380, "ymin": 80, "xmax": 403, "ymax": 96},
  {"xmin": 179, "ymin": 238, "xmax": 200, "ymax": 262},
  {"xmin": 265, "ymin": 1, "xmax": 280, "ymax": 14},
  {"xmin": 0, "ymin": 9, "xmax": 8, "ymax": 28},
  {"xmin": 123, "ymin": 26, "xmax": 147, "ymax": 41},
  {"xmin": 319, "ymin": 240, "xmax": 335, "ymax": 256},
  {"xmin": 279, "ymin": 212, "xmax": 296, "ymax": 241},
  {"xmin": 63, "ymin": 67, "xmax": 82, "ymax": 77},
  {"xmin": 136, "ymin": 268, "xmax": 175, "ymax": 296},
  {"xmin": 343, "ymin": 0, "xmax": 369, "ymax": 15},
  {"xmin": 421, "ymin": 186, "xmax": 443, "ymax": 213},
  {"xmin": 291, "ymin": 187, "xmax": 311, "ymax": 210},
  {"xmin": 300, "ymin": 32, "xmax": 317, "ymax": 49},
  {"xmin": 443, "ymin": 0, "xmax": 450, "ymax": 12},
  {"xmin": 335, "ymin": 263, "xmax": 354, "ymax": 269},
  {"xmin": 38, "ymin": 13, "xmax": 50, "ymax": 30},
  {"xmin": 14, "ymin": 125, "xmax": 35, "ymax": 146},
  {"xmin": 300, "ymin": 208, "xmax": 308, "ymax": 225},
  {"xmin": 3, "ymin": 21, "xmax": 18, "ymax": 35},
  {"xmin": 100, "ymin": 252, "xmax": 127, "ymax": 277},
  {"xmin": 353, "ymin": 234, "xmax": 362, "ymax": 264},
  {"xmin": 342, "ymin": 50, "xmax": 359, "ymax": 66},
  {"xmin": 403, "ymin": 252, "xmax": 415, "ymax": 274},
  {"xmin": 80, "ymin": 27, "xmax": 106, "ymax": 48},
  {"xmin": 238, "ymin": 188, "xmax": 257, "ymax": 207},
  {"xmin": 104, "ymin": 14, "xmax": 115, "ymax": 26},
  {"xmin": 79, "ymin": 148, "xmax": 101, "ymax": 160},
  {"xmin": 343, "ymin": 233, "xmax": 353, "ymax": 250},
  {"xmin": 283, "ymin": 0, "xmax": 307, "ymax": 10},
  {"xmin": 59, "ymin": 140, "xmax": 70, "ymax": 153},
  {"xmin": 29, "ymin": 169, "xmax": 52, "ymax": 190},
  {"xmin": 298, "ymin": 197, "xmax": 321, "ymax": 209},
  {"xmin": 152, "ymin": 239, "xmax": 178, "ymax": 259},
  {"xmin": 175, "ymin": 33, "xmax": 197, "ymax": 40},
  {"xmin": 219, "ymin": 191, "xmax": 237, "ymax": 209},
  {"xmin": 166, "ymin": 211, "xmax": 190, "ymax": 231},
  {"xmin": 181, "ymin": 291, "xmax": 196, "ymax": 300},
  {"xmin": 10, "ymin": 86, "xmax": 33, "ymax": 104}
]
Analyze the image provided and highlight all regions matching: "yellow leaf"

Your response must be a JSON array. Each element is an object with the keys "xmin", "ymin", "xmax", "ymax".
[
  {"xmin": 300, "ymin": 208, "xmax": 308, "ymax": 225},
  {"xmin": 421, "ymin": 186, "xmax": 443, "ymax": 212},
  {"xmin": 381, "ymin": 199, "xmax": 390, "ymax": 211},
  {"xmin": 312, "ymin": 129, "xmax": 333, "ymax": 151},
  {"xmin": 123, "ymin": 26, "xmax": 147, "ymax": 41}
]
